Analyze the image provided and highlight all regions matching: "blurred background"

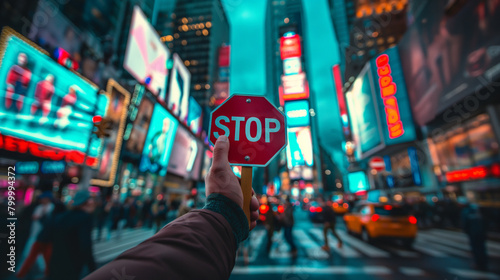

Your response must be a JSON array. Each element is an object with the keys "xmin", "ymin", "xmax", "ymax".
[{"xmin": 1, "ymin": 0, "xmax": 500, "ymax": 279}]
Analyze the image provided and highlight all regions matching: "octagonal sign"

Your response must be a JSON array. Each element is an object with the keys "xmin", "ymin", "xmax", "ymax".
[{"xmin": 209, "ymin": 95, "xmax": 287, "ymax": 166}]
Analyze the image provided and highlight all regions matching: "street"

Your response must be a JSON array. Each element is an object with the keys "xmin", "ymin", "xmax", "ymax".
[{"xmin": 92, "ymin": 209, "xmax": 500, "ymax": 280}]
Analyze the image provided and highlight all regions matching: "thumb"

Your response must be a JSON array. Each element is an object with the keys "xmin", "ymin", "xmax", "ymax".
[{"xmin": 212, "ymin": 135, "xmax": 230, "ymax": 169}]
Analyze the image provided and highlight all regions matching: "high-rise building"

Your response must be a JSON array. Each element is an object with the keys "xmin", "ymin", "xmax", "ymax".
[{"xmin": 155, "ymin": 0, "xmax": 229, "ymax": 107}]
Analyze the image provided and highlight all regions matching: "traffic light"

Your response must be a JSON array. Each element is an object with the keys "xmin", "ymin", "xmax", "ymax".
[{"xmin": 92, "ymin": 116, "xmax": 112, "ymax": 138}]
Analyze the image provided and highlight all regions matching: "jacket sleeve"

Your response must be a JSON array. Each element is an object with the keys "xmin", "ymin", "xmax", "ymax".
[{"xmin": 84, "ymin": 194, "xmax": 248, "ymax": 280}]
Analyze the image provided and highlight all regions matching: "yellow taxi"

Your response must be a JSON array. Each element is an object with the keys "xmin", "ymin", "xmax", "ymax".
[
  {"xmin": 332, "ymin": 201, "xmax": 349, "ymax": 215},
  {"xmin": 343, "ymin": 203, "xmax": 417, "ymax": 247}
]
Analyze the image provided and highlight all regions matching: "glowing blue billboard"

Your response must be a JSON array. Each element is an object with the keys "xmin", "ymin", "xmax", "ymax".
[
  {"xmin": 348, "ymin": 171, "xmax": 369, "ymax": 193},
  {"xmin": 187, "ymin": 97, "xmax": 202, "ymax": 136},
  {"xmin": 284, "ymin": 100, "xmax": 310, "ymax": 127},
  {"xmin": 139, "ymin": 103, "xmax": 178, "ymax": 176},
  {"xmin": 0, "ymin": 29, "xmax": 106, "ymax": 165},
  {"xmin": 286, "ymin": 126, "xmax": 314, "ymax": 169}
]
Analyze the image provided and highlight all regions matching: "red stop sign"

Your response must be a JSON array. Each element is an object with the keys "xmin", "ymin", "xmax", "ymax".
[
  {"xmin": 209, "ymin": 95, "xmax": 287, "ymax": 166},
  {"xmin": 369, "ymin": 157, "xmax": 386, "ymax": 172}
]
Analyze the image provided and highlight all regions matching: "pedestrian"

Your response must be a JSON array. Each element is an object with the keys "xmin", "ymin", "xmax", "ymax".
[
  {"xmin": 84, "ymin": 135, "xmax": 259, "ymax": 280},
  {"xmin": 152, "ymin": 198, "xmax": 168, "ymax": 233},
  {"xmin": 47, "ymin": 190, "xmax": 96, "ymax": 280},
  {"xmin": 264, "ymin": 200, "xmax": 276, "ymax": 255},
  {"xmin": 461, "ymin": 202, "xmax": 488, "ymax": 271},
  {"xmin": 177, "ymin": 195, "xmax": 194, "ymax": 217},
  {"xmin": 321, "ymin": 197, "xmax": 343, "ymax": 252},
  {"xmin": 141, "ymin": 197, "xmax": 153, "ymax": 228},
  {"xmin": 281, "ymin": 197, "xmax": 297, "ymax": 257}
]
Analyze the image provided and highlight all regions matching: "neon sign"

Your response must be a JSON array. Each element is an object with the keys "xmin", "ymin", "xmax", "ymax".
[
  {"xmin": 376, "ymin": 54, "xmax": 404, "ymax": 139},
  {"xmin": 280, "ymin": 34, "xmax": 301, "ymax": 60},
  {"xmin": 445, "ymin": 164, "xmax": 500, "ymax": 183}
]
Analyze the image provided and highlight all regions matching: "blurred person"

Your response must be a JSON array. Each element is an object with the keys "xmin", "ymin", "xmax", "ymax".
[
  {"xmin": 31, "ymin": 73, "xmax": 55, "ymax": 125},
  {"xmin": 282, "ymin": 197, "xmax": 297, "ymax": 257},
  {"xmin": 264, "ymin": 200, "xmax": 276, "ymax": 255},
  {"xmin": 84, "ymin": 135, "xmax": 259, "ymax": 280},
  {"xmin": 321, "ymin": 197, "xmax": 343, "ymax": 252},
  {"xmin": 5, "ymin": 52, "xmax": 32, "ymax": 112},
  {"xmin": 106, "ymin": 198, "xmax": 124, "ymax": 240},
  {"xmin": 47, "ymin": 190, "xmax": 96, "ymax": 280},
  {"xmin": 141, "ymin": 197, "xmax": 153, "ymax": 228},
  {"xmin": 93, "ymin": 197, "xmax": 108, "ymax": 241},
  {"xmin": 462, "ymin": 202, "xmax": 488, "ymax": 271},
  {"xmin": 152, "ymin": 198, "xmax": 168, "ymax": 233},
  {"xmin": 54, "ymin": 85, "xmax": 79, "ymax": 129},
  {"xmin": 177, "ymin": 196, "xmax": 194, "ymax": 218}
]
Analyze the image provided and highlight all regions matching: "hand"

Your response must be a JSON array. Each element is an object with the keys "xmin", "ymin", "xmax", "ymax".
[{"xmin": 206, "ymin": 135, "xmax": 260, "ymax": 230}]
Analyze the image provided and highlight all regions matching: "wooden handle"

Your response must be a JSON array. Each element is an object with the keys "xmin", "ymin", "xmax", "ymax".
[{"xmin": 241, "ymin": 166, "xmax": 253, "ymax": 227}]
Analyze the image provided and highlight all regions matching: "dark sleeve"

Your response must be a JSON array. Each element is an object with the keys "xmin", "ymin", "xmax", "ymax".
[{"xmin": 84, "ymin": 194, "xmax": 248, "ymax": 280}]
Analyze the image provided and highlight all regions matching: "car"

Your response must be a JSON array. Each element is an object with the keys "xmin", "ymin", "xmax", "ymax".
[
  {"xmin": 343, "ymin": 203, "xmax": 417, "ymax": 248},
  {"xmin": 308, "ymin": 201, "xmax": 324, "ymax": 223},
  {"xmin": 332, "ymin": 201, "xmax": 349, "ymax": 215}
]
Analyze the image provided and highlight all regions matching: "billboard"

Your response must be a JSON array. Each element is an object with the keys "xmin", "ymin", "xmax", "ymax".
[
  {"xmin": 286, "ymin": 126, "xmax": 314, "ymax": 169},
  {"xmin": 212, "ymin": 82, "xmax": 229, "ymax": 106},
  {"xmin": 139, "ymin": 104, "xmax": 178, "ymax": 176},
  {"xmin": 280, "ymin": 33, "xmax": 301, "ymax": 60},
  {"xmin": 348, "ymin": 171, "xmax": 369, "ymax": 193},
  {"xmin": 167, "ymin": 126, "xmax": 199, "ymax": 178},
  {"xmin": 125, "ymin": 95, "xmax": 154, "ymax": 156},
  {"xmin": 346, "ymin": 64, "xmax": 382, "ymax": 157},
  {"xmin": 399, "ymin": 0, "xmax": 500, "ymax": 125},
  {"xmin": 91, "ymin": 79, "xmax": 130, "ymax": 187},
  {"xmin": 284, "ymin": 100, "xmax": 310, "ymax": 127},
  {"xmin": 167, "ymin": 53, "xmax": 190, "ymax": 122},
  {"xmin": 0, "ymin": 28, "xmax": 106, "ymax": 165},
  {"xmin": 187, "ymin": 97, "xmax": 203, "ymax": 136},
  {"xmin": 124, "ymin": 6, "xmax": 169, "ymax": 99},
  {"xmin": 370, "ymin": 47, "xmax": 416, "ymax": 145},
  {"xmin": 283, "ymin": 57, "xmax": 302, "ymax": 76},
  {"xmin": 218, "ymin": 45, "xmax": 230, "ymax": 67}
]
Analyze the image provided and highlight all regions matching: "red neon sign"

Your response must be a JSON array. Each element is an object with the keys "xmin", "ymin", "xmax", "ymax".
[
  {"xmin": 376, "ymin": 54, "xmax": 404, "ymax": 139},
  {"xmin": 0, "ymin": 132, "xmax": 97, "ymax": 166},
  {"xmin": 280, "ymin": 34, "xmax": 301, "ymax": 60},
  {"xmin": 445, "ymin": 164, "xmax": 500, "ymax": 183}
]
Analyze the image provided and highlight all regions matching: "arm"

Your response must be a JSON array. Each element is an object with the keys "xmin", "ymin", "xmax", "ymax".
[{"xmin": 84, "ymin": 136, "xmax": 259, "ymax": 280}]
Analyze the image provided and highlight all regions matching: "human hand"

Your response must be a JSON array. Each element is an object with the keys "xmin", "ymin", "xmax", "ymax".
[{"xmin": 206, "ymin": 135, "xmax": 259, "ymax": 230}]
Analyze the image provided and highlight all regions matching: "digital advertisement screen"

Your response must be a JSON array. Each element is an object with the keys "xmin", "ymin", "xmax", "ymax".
[
  {"xmin": 280, "ymin": 33, "xmax": 301, "ymax": 60},
  {"xmin": 139, "ymin": 104, "xmax": 178, "ymax": 176},
  {"xmin": 0, "ymin": 29, "xmax": 106, "ymax": 165},
  {"xmin": 284, "ymin": 100, "xmax": 310, "ymax": 127},
  {"xmin": 286, "ymin": 126, "xmax": 314, "ymax": 169},
  {"xmin": 126, "ymin": 96, "xmax": 154, "ymax": 155},
  {"xmin": 201, "ymin": 149, "xmax": 213, "ymax": 179},
  {"xmin": 346, "ymin": 64, "xmax": 382, "ymax": 157},
  {"xmin": 283, "ymin": 57, "xmax": 302, "ymax": 75},
  {"xmin": 167, "ymin": 53, "xmax": 190, "ymax": 122},
  {"xmin": 124, "ymin": 6, "xmax": 169, "ymax": 99},
  {"xmin": 167, "ymin": 126, "xmax": 199, "ymax": 178},
  {"xmin": 399, "ymin": 0, "xmax": 500, "ymax": 126},
  {"xmin": 348, "ymin": 171, "xmax": 369, "ymax": 193},
  {"xmin": 187, "ymin": 97, "xmax": 203, "ymax": 136},
  {"xmin": 91, "ymin": 80, "xmax": 130, "ymax": 187},
  {"xmin": 370, "ymin": 47, "xmax": 416, "ymax": 146}
]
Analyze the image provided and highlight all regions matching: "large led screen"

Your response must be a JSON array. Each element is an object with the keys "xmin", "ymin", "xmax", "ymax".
[
  {"xmin": 348, "ymin": 171, "xmax": 369, "ymax": 193},
  {"xmin": 187, "ymin": 97, "xmax": 202, "ymax": 136},
  {"xmin": 0, "ymin": 29, "xmax": 106, "ymax": 164},
  {"xmin": 399, "ymin": 0, "xmax": 500, "ymax": 126},
  {"xmin": 167, "ymin": 53, "xmax": 190, "ymax": 122},
  {"xmin": 167, "ymin": 126, "xmax": 199, "ymax": 178},
  {"xmin": 346, "ymin": 64, "xmax": 382, "ymax": 157},
  {"xmin": 286, "ymin": 126, "xmax": 313, "ymax": 169},
  {"xmin": 91, "ymin": 80, "xmax": 130, "ymax": 187},
  {"xmin": 126, "ymin": 96, "xmax": 154, "ymax": 156},
  {"xmin": 284, "ymin": 100, "xmax": 310, "ymax": 127},
  {"xmin": 124, "ymin": 6, "xmax": 169, "ymax": 99},
  {"xmin": 139, "ymin": 104, "xmax": 178, "ymax": 176}
]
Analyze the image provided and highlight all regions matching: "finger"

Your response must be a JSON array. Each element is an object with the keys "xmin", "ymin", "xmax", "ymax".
[
  {"xmin": 250, "ymin": 196, "xmax": 259, "ymax": 211},
  {"xmin": 212, "ymin": 135, "xmax": 230, "ymax": 170},
  {"xmin": 250, "ymin": 220, "xmax": 257, "ymax": 231},
  {"xmin": 250, "ymin": 210, "xmax": 259, "ymax": 221}
]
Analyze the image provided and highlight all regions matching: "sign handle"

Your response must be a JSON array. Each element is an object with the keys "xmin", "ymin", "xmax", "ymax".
[{"xmin": 241, "ymin": 166, "xmax": 253, "ymax": 227}]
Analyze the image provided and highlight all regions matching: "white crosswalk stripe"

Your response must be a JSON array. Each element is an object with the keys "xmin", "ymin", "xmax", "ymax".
[
  {"xmin": 418, "ymin": 232, "xmax": 500, "ymax": 257},
  {"xmin": 413, "ymin": 241, "xmax": 449, "ymax": 257},
  {"xmin": 293, "ymin": 229, "xmax": 330, "ymax": 259},
  {"xmin": 308, "ymin": 228, "xmax": 361, "ymax": 257},
  {"xmin": 336, "ymin": 230, "xmax": 391, "ymax": 257},
  {"xmin": 246, "ymin": 229, "xmax": 266, "ymax": 262},
  {"xmin": 449, "ymin": 268, "xmax": 500, "ymax": 279},
  {"xmin": 399, "ymin": 267, "xmax": 426, "ymax": 276},
  {"xmin": 422, "ymin": 229, "xmax": 500, "ymax": 255}
]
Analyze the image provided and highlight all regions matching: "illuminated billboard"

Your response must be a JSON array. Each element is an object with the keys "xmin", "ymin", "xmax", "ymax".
[
  {"xmin": 124, "ymin": 6, "xmax": 169, "ymax": 99},
  {"xmin": 125, "ymin": 96, "xmax": 154, "ymax": 156},
  {"xmin": 0, "ymin": 28, "xmax": 106, "ymax": 165},
  {"xmin": 370, "ymin": 47, "xmax": 416, "ymax": 145},
  {"xmin": 139, "ymin": 104, "xmax": 178, "ymax": 176},
  {"xmin": 283, "ymin": 57, "xmax": 302, "ymax": 76},
  {"xmin": 167, "ymin": 53, "xmax": 190, "ymax": 122},
  {"xmin": 284, "ymin": 100, "xmax": 310, "ymax": 127},
  {"xmin": 348, "ymin": 171, "xmax": 369, "ymax": 193},
  {"xmin": 91, "ymin": 79, "xmax": 130, "ymax": 187},
  {"xmin": 187, "ymin": 97, "xmax": 203, "ymax": 136},
  {"xmin": 346, "ymin": 64, "xmax": 382, "ymax": 158},
  {"xmin": 212, "ymin": 82, "xmax": 229, "ymax": 106},
  {"xmin": 280, "ymin": 33, "xmax": 301, "ymax": 60},
  {"xmin": 286, "ymin": 126, "xmax": 314, "ymax": 169},
  {"xmin": 168, "ymin": 126, "xmax": 199, "ymax": 178},
  {"xmin": 218, "ymin": 45, "xmax": 230, "ymax": 67}
]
